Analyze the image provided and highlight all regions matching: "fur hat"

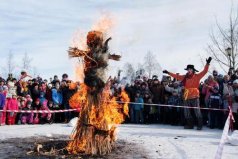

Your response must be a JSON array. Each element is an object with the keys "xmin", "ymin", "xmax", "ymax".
[{"xmin": 184, "ymin": 65, "xmax": 198, "ymax": 72}]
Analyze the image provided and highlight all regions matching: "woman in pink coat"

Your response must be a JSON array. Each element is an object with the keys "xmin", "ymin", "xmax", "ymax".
[{"xmin": 6, "ymin": 94, "xmax": 18, "ymax": 125}]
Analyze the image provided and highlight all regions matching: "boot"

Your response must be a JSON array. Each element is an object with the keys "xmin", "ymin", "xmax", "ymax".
[
  {"xmin": 197, "ymin": 118, "xmax": 203, "ymax": 130},
  {"xmin": 184, "ymin": 118, "xmax": 194, "ymax": 129}
]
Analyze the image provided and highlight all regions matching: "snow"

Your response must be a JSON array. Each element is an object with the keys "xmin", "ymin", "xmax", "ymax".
[
  {"xmin": 228, "ymin": 130, "xmax": 238, "ymax": 146},
  {"xmin": 0, "ymin": 124, "xmax": 237, "ymax": 159}
]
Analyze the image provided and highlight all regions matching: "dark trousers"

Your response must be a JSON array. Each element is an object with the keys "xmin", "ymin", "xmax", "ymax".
[{"xmin": 184, "ymin": 98, "xmax": 202, "ymax": 126}]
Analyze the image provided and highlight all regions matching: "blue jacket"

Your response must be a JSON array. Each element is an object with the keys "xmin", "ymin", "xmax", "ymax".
[
  {"xmin": 52, "ymin": 88, "xmax": 63, "ymax": 105},
  {"xmin": 134, "ymin": 97, "xmax": 144, "ymax": 110},
  {"xmin": 0, "ymin": 93, "xmax": 6, "ymax": 110}
]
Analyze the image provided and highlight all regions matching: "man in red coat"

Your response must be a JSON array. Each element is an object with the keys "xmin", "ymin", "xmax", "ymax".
[{"xmin": 163, "ymin": 57, "xmax": 212, "ymax": 130}]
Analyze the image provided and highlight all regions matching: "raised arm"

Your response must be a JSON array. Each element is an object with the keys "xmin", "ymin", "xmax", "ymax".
[{"xmin": 197, "ymin": 57, "xmax": 212, "ymax": 79}]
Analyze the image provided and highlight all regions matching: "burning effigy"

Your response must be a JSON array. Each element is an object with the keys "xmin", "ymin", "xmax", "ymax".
[{"xmin": 66, "ymin": 29, "xmax": 129, "ymax": 155}]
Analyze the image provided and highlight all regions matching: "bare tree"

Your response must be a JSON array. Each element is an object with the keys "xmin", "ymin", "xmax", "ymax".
[
  {"xmin": 32, "ymin": 66, "xmax": 38, "ymax": 78},
  {"xmin": 136, "ymin": 62, "xmax": 144, "ymax": 77},
  {"xmin": 143, "ymin": 51, "xmax": 161, "ymax": 78},
  {"xmin": 6, "ymin": 51, "xmax": 15, "ymax": 75},
  {"xmin": 207, "ymin": 9, "xmax": 238, "ymax": 73},
  {"xmin": 123, "ymin": 62, "xmax": 136, "ymax": 82},
  {"xmin": 22, "ymin": 52, "xmax": 32, "ymax": 71}
]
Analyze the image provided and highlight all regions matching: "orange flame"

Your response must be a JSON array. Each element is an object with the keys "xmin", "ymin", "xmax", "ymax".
[
  {"xmin": 67, "ymin": 13, "xmax": 126, "ymax": 155},
  {"xmin": 67, "ymin": 83, "xmax": 129, "ymax": 155}
]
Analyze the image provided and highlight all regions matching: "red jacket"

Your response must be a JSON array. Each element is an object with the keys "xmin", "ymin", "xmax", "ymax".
[
  {"xmin": 6, "ymin": 98, "xmax": 18, "ymax": 110},
  {"xmin": 168, "ymin": 64, "xmax": 209, "ymax": 100}
]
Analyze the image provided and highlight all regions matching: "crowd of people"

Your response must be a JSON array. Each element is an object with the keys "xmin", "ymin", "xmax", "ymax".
[
  {"xmin": 124, "ymin": 66, "xmax": 238, "ymax": 130},
  {"xmin": 0, "ymin": 65, "xmax": 238, "ymax": 131},
  {"xmin": 0, "ymin": 71, "xmax": 79, "ymax": 126}
]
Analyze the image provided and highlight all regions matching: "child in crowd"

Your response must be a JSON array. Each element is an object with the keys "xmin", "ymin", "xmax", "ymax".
[
  {"xmin": 21, "ymin": 101, "xmax": 34, "ymax": 124},
  {"xmin": 6, "ymin": 94, "xmax": 18, "ymax": 125},
  {"xmin": 208, "ymin": 86, "xmax": 222, "ymax": 129},
  {"xmin": 16, "ymin": 97, "xmax": 24, "ymax": 124},
  {"xmin": 133, "ymin": 91, "xmax": 144, "ymax": 124},
  {"xmin": 39, "ymin": 102, "xmax": 52, "ymax": 124}
]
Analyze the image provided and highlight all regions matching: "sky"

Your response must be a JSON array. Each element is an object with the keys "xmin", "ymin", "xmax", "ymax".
[{"xmin": 0, "ymin": 0, "xmax": 238, "ymax": 80}]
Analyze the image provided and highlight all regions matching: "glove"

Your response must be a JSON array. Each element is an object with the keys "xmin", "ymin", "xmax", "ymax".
[
  {"xmin": 163, "ymin": 70, "xmax": 169, "ymax": 74},
  {"xmin": 206, "ymin": 57, "xmax": 212, "ymax": 64}
]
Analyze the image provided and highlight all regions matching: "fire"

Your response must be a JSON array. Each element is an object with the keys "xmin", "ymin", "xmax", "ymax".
[
  {"xmin": 67, "ymin": 83, "xmax": 129, "ymax": 155},
  {"xmin": 67, "ymin": 14, "xmax": 128, "ymax": 155}
]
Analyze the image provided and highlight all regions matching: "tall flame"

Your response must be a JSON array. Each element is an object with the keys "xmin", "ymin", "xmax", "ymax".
[
  {"xmin": 67, "ymin": 13, "xmax": 128, "ymax": 156},
  {"xmin": 92, "ymin": 13, "xmax": 115, "ymax": 35},
  {"xmin": 67, "ymin": 83, "xmax": 129, "ymax": 155}
]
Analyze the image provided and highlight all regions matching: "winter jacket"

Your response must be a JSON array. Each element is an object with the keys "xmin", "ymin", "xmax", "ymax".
[
  {"xmin": 31, "ymin": 88, "xmax": 40, "ymax": 102},
  {"xmin": 202, "ymin": 80, "xmax": 219, "ymax": 101},
  {"xmin": 133, "ymin": 97, "xmax": 144, "ymax": 111},
  {"xmin": 208, "ymin": 93, "xmax": 222, "ymax": 109},
  {"xmin": 62, "ymin": 86, "xmax": 76, "ymax": 105},
  {"xmin": 165, "ymin": 85, "xmax": 182, "ymax": 96},
  {"xmin": 6, "ymin": 98, "xmax": 18, "ymax": 110},
  {"xmin": 150, "ymin": 84, "xmax": 165, "ymax": 104},
  {"xmin": 52, "ymin": 88, "xmax": 63, "ymax": 105},
  {"xmin": 0, "ymin": 93, "xmax": 6, "ymax": 109},
  {"xmin": 168, "ymin": 64, "xmax": 209, "ymax": 99}
]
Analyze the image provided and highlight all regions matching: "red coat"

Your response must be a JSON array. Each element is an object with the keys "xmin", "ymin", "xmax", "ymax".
[
  {"xmin": 168, "ymin": 64, "xmax": 209, "ymax": 100},
  {"xmin": 6, "ymin": 98, "xmax": 18, "ymax": 110}
]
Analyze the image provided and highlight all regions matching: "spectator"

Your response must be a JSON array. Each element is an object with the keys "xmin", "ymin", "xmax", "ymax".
[
  {"xmin": 166, "ymin": 82, "xmax": 183, "ymax": 125},
  {"xmin": 150, "ymin": 78, "xmax": 164, "ymax": 123},
  {"xmin": 31, "ymin": 83, "xmax": 40, "ymax": 102},
  {"xmin": 133, "ymin": 91, "xmax": 144, "ymax": 124},
  {"xmin": 208, "ymin": 86, "xmax": 222, "ymax": 129},
  {"xmin": 0, "ymin": 87, "xmax": 6, "ymax": 126},
  {"xmin": 52, "ymin": 75, "xmax": 60, "ymax": 86},
  {"xmin": 232, "ymin": 79, "xmax": 238, "ymax": 130},
  {"xmin": 62, "ymin": 80, "xmax": 77, "ymax": 123},
  {"xmin": 202, "ymin": 75, "xmax": 219, "ymax": 126},
  {"xmin": 6, "ymin": 93, "xmax": 18, "ymax": 125},
  {"xmin": 52, "ymin": 82, "xmax": 63, "ymax": 122},
  {"xmin": 39, "ymin": 102, "xmax": 52, "ymax": 124},
  {"xmin": 21, "ymin": 101, "xmax": 34, "ymax": 124},
  {"xmin": 143, "ymin": 91, "xmax": 153, "ymax": 124}
]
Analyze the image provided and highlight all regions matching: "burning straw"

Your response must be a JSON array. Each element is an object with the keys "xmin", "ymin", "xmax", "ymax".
[{"xmin": 67, "ymin": 28, "xmax": 129, "ymax": 155}]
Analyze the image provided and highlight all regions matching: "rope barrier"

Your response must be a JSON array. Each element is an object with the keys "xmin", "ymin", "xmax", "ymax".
[
  {"xmin": 0, "ymin": 108, "xmax": 80, "ymax": 113},
  {"xmin": 0, "ymin": 100, "xmax": 230, "ymax": 113},
  {"xmin": 112, "ymin": 100, "xmax": 229, "ymax": 112}
]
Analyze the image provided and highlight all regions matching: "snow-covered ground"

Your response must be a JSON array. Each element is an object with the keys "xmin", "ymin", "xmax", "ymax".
[{"xmin": 0, "ymin": 124, "xmax": 237, "ymax": 159}]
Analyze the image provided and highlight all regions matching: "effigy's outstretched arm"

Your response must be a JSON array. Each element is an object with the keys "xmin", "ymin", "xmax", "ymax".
[
  {"xmin": 68, "ymin": 47, "xmax": 88, "ymax": 58},
  {"xmin": 102, "ymin": 37, "xmax": 112, "ymax": 53},
  {"xmin": 109, "ymin": 54, "xmax": 121, "ymax": 61}
]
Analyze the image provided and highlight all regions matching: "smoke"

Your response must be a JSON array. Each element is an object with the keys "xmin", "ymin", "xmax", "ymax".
[
  {"xmin": 92, "ymin": 13, "xmax": 116, "ymax": 36},
  {"xmin": 69, "ymin": 29, "xmax": 87, "ymax": 50},
  {"xmin": 73, "ymin": 60, "xmax": 84, "ymax": 83}
]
